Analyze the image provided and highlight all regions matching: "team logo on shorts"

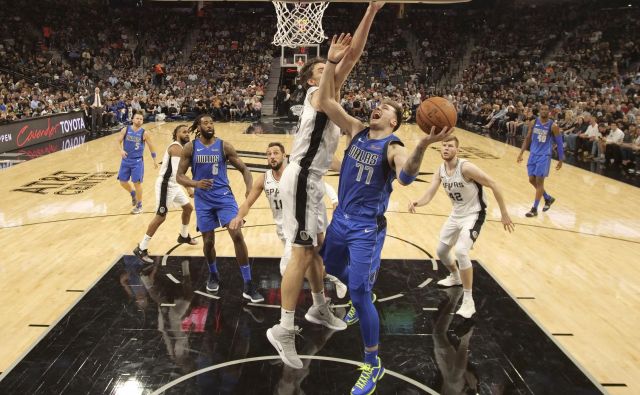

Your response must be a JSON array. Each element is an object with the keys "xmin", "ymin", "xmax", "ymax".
[
  {"xmin": 299, "ymin": 230, "xmax": 309, "ymax": 241},
  {"xmin": 471, "ymin": 230, "xmax": 478, "ymax": 240},
  {"xmin": 159, "ymin": 207, "xmax": 166, "ymax": 214}
]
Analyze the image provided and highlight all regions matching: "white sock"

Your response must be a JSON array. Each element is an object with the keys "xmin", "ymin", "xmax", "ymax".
[
  {"xmin": 312, "ymin": 290, "xmax": 326, "ymax": 307},
  {"xmin": 280, "ymin": 308, "xmax": 295, "ymax": 330},
  {"xmin": 139, "ymin": 234, "xmax": 152, "ymax": 250},
  {"xmin": 463, "ymin": 288, "xmax": 473, "ymax": 300},
  {"xmin": 180, "ymin": 225, "xmax": 189, "ymax": 238}
]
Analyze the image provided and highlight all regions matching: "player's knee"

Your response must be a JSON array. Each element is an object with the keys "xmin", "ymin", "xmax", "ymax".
[
  {"xmin": 436, "ymin": 242, "xmax": 451, "ymax": 260},
  {"xmin": 228, "ymin": 228, "xmax": 244, "ymax": 243},
  {"xmin": 454, "ymin": 249, "xmax": 472, "ymax": 270},
  {"xmin": 350, "ymin": 285, "xmax": 371, "ymax": 309},
  {"xmin": 182, "ymin": 204, "xmax": 193, "ymax": 213}
]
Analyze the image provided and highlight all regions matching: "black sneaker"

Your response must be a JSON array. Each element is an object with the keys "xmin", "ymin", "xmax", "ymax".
[
  {"xmin": 542, "ymin": 197, "xmax": 555, "ymax": 212},
  {"xmin": 525, "ymin": 208, "xmax": 538, "ymax": 217},
  {"xmin": 206, "ymin": 273, "xmax": 220, "ymax": 292},
  {"xmin": 133, "ymin": 245, "xmax": 153, "ymax": 263},
  {"xmin": 177, "ymin": 234, "xmax": 198, "ymax": 245},
  {"xmin": 243, "ymin": 281, "xmax": 264, "ymax": 303}
]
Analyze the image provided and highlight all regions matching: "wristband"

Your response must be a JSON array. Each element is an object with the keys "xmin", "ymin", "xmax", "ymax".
[
  {"xmin": 328, "ymin": 59, "xmax": 340, "ymax": 65},
  {"xmin": 398, "ymin": 169, "xmax": 417, "ymax": 184},
  {"xmin": 151, "ymin": 152, "xmax": 157, "ymax": 159}
]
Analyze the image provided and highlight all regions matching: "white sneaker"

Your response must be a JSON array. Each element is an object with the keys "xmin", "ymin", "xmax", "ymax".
[
  {"xmin": 131, "ymin": 205, "xmax": 143, "ymax": 214},
  {"xmin": 305, "ymin": 299, "xmax": 347, "ymax": 330},
  {"xmin": 456, "ymin": 297, "xmax": 476, "ymax": 318},
  {"xmin": 437, "ymin": 273, "xmax": 462, "ymax": 287},
  {"xmin": 326, "ymin": 274, "xmax": 347, "ymax": 299},
  {"xmin": 267, "ymin": 324, "xmax": 303, "ymax": 369}
]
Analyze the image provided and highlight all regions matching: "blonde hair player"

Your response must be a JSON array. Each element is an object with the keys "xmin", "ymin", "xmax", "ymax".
[{"xmin": 409, "ymin": 135, "xmax": 515, "ymax": 318}]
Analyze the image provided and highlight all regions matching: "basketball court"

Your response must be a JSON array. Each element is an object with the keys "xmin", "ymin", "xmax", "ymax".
[{"xmin": 0, "ymin": 120, "xmax": 638, "ymax": 393}]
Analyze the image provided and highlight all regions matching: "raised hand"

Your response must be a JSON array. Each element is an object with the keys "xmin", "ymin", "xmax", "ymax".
[
  {"xmin": 369, "ymin": 2, "xmax": 386, "ymax": 12},
  {"xmin": 327, "ymin": 33, "xmax": 352, "ymax": 63},
  {"xmin": 418, "ymin": 125, "xmax": 454, "ymax": 148}
]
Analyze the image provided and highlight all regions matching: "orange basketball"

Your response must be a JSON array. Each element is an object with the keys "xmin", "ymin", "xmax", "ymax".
[{"xmin": 416, "ymin": 97, "xmax": 457, "ymax": 133}]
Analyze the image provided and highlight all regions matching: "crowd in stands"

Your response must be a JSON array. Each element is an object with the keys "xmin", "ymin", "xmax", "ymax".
[{"xmin": 1, "ymin": 0, "xmax": 639, "ymax": 177}]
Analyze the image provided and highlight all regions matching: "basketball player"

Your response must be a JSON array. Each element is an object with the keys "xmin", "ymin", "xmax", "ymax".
[
  {"xmin": 409, "ymin": 135, "xmax": 514, "ymax": 319},
  {"xmin": 517, "ymin": 104, "xmax": 564, "ymax": 217},
  {"xmin": 228, "ymin": 142, "xmax": 346, "ymax": 298},
  {"xmin": 267, "ymin": 2, "xmax": 386, "ymax": 372},
  {"xmin": 117, "ymin": 110, "xmax": 158, "ymax": 214},
  {"xmin": 133, "ymin": 125, "xmax": 198, "ymax": 264},
  {"xmin": 176, "ymin": 115, "xmax": 263, "ymax": 303},
  {"xmin": 309, "ymin": 34, "xmax": 453, "ymax": 395}
]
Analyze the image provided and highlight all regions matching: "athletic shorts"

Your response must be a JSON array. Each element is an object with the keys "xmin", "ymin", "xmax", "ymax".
[
  {"xmin": 155, "ymin": 179, "xmax": 190, "ymax": 216},
  {"xmin": 320, "ymin": 211, "xmax": 387, "ymax": 292},
  {"xmin": 439, "ymin": 211, "xmax": 485, "ymax": 251},
  {"xmin": 118, "ymin": 157, "xmax": 144, "ymax": 183},
  {"xmin": 194, "ymin": 194, "xmax": 238, "ymax": 233},
  {"xmin": 527, "ymin": 154, "xmax": 551, "ymax": 177},
  {"xmin": 281, "ymin": 162, "xmax": 328, "ymax": 247}
]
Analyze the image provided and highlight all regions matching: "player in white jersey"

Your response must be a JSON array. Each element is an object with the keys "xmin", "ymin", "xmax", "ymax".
[
  {"xmin": 409, "ymin": 135, "xmax": 514, "ymax": 318},
  {"xmin": 229, "ymin": 142, "xmax": 346, "ymax": 297},
  {"xmin": 133, "ymin": 125, "xmax": 198, "ymax": 263},
  {"xmin": 268, "ymin": 2, "xmax": 386, "ymax": 370}
]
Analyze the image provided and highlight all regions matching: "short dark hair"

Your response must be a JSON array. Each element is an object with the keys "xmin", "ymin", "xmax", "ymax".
[
  {"xmin": 172, "ymin": 124, "xmax": 187, "ymax": 141},
  {"xmin": 443, "ymin": 135, "xmax": 459, "ymax": 147},
  {"xmin": 267, "ymin": 142, "xmax": 285, "ymax": 153},
  {"xmin": 299, "ymin": 58, "xmax": 325, "ymax": 90},
  {"xmin": 382, "ymin": 99, "xmax": 403, "ymax": 132},
  {"xmin": 132, "ymin": 110, "xmax": 144, "ymax": 119}
]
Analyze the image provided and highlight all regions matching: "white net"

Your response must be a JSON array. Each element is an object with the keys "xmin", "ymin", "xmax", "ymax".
[{"xmin": 272, "ymin": 1, "xmax": 329, "ymax": 47}]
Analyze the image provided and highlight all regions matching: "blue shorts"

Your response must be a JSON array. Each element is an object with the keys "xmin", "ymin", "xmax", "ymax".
[
  {"xmin": 527, "ymin": 154, "xmax": 551, "ymax": 177},
  {"xmin": 118, "ymin": 158, "xmax": 144, "ymax": 183},
  {"xmin": 195, "ymin": 195, "xmax": 238, "ymax": 233},
  {"xmin": 320, "ymin": 211, "xmax": 386, "ymax": 292}
]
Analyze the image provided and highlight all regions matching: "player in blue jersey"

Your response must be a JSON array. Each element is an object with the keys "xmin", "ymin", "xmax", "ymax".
[
  {"xmin": 316, "ymin": 34, "xmax": 453, "ymax": 395},
  {"xmin": 517, "ymin": 104, "xmax": 564, "ymax": 217},
  {"xmin": 176, "ymin": 115, "xmax": 263, "ymax": 303},
  {"xmin": 117, "ymin": 111, "xmax": 158, "ymax": 214}
]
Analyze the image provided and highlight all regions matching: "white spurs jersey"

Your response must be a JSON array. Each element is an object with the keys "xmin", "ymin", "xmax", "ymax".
[
  {"xmin": 439, "ymin": 159, "xmax": 487, "ymax": 217},
  {"xmin": 264, "ymin": 169, "xmax": 284, "ymax": 237},
  {"xmin": 157, "ymin": 141, "xmax": 182, "ymax": 186},
  {"xmin": 289, "ymin": 87, "xmax": 341, "ymax": 176}
]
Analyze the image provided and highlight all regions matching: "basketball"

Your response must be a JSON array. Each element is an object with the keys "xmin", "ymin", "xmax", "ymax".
[{"xmin": 416, "ymin": 97, "xmax": 457, "ymax": 133}]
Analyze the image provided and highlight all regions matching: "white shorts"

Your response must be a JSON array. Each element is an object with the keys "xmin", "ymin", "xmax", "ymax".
[
  {"xmin": 439, "ymin": 212, "xmax": 485, "ymax": 252},
  {"xmin": 281, "ymin": 162, "xmax": 328, "ymax": 247},
  {"xmin": 155, "ymin": 180, "xmax": 190, "ymax": 216}
]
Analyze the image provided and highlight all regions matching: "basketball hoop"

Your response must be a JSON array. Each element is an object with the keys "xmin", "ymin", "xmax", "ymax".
[{"xmin": 272, "ymin": 1, "xmax": 329, "ymax": 47}]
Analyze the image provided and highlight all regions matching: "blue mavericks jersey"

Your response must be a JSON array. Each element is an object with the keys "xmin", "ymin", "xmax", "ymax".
[
  {"xmin": 530, "ymin": 117, "xmax": 554, "ymax": 156},
  {"xmin": 337, "ymin": 129, "xmax": 403, "ymax": 219},
  {"xmin": 123, "ymin": 126, "xmax": 145, "ymax": 159},
  {"xmin": 192, "ymin": 138, "xmax": 232, "ymax": 204}
]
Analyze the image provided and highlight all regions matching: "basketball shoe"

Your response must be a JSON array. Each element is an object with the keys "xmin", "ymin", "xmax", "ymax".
[
  {"xmin": 542, "ymin": 197, "xmax": 555, "ymax": 212},
  {"xmin": 206, "ymin": 272, "xmax": 220, "ymax": 292},
  {"xmin": 305, "ymin": 299, "xmax": 347, "ymax": 330},
  {"xmin": 177, "ymin": 234, "xmax": 198, "ymax": 245},
  {"xmin": 267, "ymin": 324, "xmax": 303, "ymax": 369},
  {"xmin": 437, "ymin": 273, "xmax": 462, "ymax": 287},
  {"xmin": 351, "ymin": 356, "xmax": 385, "ymax": 395},
  {"xmin": 344, "ymin": 292, "xmax": 377, "ymax": 326},
  {"xmin": 242, "ymin": 281, "xmax": 264, "ymax": 303},
  {"xmin": 456, "ymin": 296, "xmax": 476, "ymax": 318}
]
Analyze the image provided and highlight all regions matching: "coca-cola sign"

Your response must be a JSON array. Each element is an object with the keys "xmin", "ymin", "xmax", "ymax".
[{"xmin": 0, "ymin": 111, "xmax": 87, "ymax": 152}]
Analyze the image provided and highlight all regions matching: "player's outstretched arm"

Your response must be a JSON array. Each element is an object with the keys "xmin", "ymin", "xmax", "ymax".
[
  {"xmin": 224, "ymin": 141, "xmax": 253, "ymax": 197},
  {"xmin": 318, "ymin": 34, "xmax": 365, "ymax": 138},
  {"xmin": 144, "ymin": 131, "xmax": 159, "ymax": 168},
  {"xmin": 462, "ymin": 162, "xmax": 515, "ymax": 232},
  {"xmin": 517, "ymin": 121, "xmax": 534, "ymax": 163},
  {"xmin": 229, "ymin": 173, "xmax": 266, "ymax": 230},
  {"xmin": 391, "ymin": 126, "xmax": 453, "ymax": 185},
  {"xmin": 334, "ymin": 2, "xmax": 385, "ymax": 93},
  {"xmin": 408, "ymin": 172, "xmax": 441, "ymax": 213}
]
